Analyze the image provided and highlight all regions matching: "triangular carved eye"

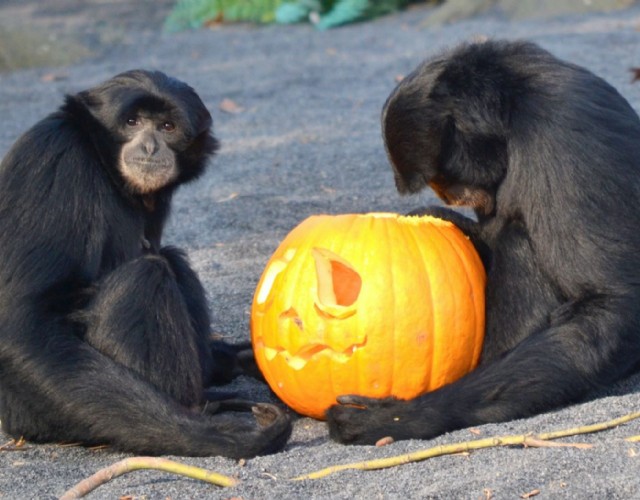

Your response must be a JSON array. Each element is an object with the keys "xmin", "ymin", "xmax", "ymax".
[
  {"xmin": 312, "ymin": 248, "xmax": 361, "ymax": 318},
  {"xmin": 255, "ymin": 248, "xmax": 297, "ymax": 306}
]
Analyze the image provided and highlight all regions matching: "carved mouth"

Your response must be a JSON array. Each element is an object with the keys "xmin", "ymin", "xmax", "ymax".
[{"xmin": 253, "ymin": 336, "xmax": 368, "ymax": 370}]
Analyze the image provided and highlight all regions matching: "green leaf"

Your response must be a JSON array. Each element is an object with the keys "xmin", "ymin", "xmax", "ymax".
[
  {"xmin": 315, "ymin": 0, "xmax": 408, "ymax": 30},
  {"xmin": 164, "ymin": 0, "xmax": 291, "ymax": 31},
  {"xmin": 275, "ymin": 3, "xmax": 312, "ymax": 24}
]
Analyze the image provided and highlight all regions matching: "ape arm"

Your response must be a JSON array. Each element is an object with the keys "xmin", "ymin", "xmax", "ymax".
[
  {"xmin": 327, "ymin": 282, "xmax": 640, "ymax": 445},
  {"xmin": 406, "ymin": 205, "xmax": 491, "ymax": 268}
]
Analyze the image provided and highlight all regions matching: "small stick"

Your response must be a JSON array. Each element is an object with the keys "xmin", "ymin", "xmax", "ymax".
[
  {"xmin": 0, "ymin": 437, "xmax": 28, "ymax": 451},
  {"xmin": 522, "ymin": 437, "xmax": 592, "ymax": 449},
  {"xmin": 59, "ymin": 456, "xmax": 238, "ymax": 499},
  {"xmin": 293, "ymin": 411, "xmax": 640, "ymax": 481}
]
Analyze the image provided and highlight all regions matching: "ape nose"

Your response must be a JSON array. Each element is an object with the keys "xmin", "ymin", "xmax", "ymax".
[{"xmin": 142, "ymin": 137, "xmax": 158, "ymax": 156}]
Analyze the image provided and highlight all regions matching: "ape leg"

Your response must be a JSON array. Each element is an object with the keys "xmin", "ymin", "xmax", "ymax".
[
  {"xmin": 84, "ymin": 250, "xmax": 205, "ymax": 407},
  {"xmin": 84, "ymin": 247, "xmax": 262, "ymax": 404},
  {"xmin": 157, "ymin": 246, "xmax": 216, "ymax": 386},
  {"xmin": 481, "ymin": 222, "xmax": 562, "ymax": 362},
  {"xmin": 159, "ymin": 246, "xmax": 263, "ymax": 386}
]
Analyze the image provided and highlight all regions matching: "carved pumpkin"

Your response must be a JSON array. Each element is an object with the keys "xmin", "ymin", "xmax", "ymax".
[{"xmin": 251, "ymin": 213, "xmax": 486, "ymax": 419}]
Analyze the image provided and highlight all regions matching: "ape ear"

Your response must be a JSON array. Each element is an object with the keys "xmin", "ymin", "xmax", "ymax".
[
  {"xmin": 176, "ymin": 130, "xmax": 219, "ymax": 184},
  {"xmin": 72, "ymin": 89, "xmax": 124, "ymax": 136},
  {"xmin": 75, "ymin": 90, "xmax": 101, "ymax": 109}
]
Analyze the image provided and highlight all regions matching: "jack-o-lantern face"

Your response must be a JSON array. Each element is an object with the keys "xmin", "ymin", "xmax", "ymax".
[{"xmin": 251, "ymin": 213, "xmax": 485, "ymax": 419}]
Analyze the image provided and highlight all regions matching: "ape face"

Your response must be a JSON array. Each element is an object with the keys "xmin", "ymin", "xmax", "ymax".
[
  {"xmin": 78, "ymin": 70, "xmax": 218, "ymax": 195},
  {"xmin": 118, "ymin": 113, "xmax": 180, "ymax": 194}
]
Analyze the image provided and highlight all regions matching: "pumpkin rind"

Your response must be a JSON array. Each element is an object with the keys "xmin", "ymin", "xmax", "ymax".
[{"xmin": 251, "ymin": 213, "xmax": 486, "ymax": 419}]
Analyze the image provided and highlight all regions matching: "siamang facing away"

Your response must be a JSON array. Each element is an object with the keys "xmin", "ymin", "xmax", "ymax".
[
  {"xmin": 0, "ymin": 70, "xmax": 291, "ymax": 457},
  {"xmin": 327, "ymin": 40, "xmax": 640, "ymax": 444}
]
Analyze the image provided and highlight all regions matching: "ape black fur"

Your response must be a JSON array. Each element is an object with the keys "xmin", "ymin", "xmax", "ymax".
[
  {"xmin": 326, "ymin": 40, "xmax": 640, "ymax": 444},
  {"xmin": 0, "ymin": 70, "xmax": 290, "ymax": 457}
]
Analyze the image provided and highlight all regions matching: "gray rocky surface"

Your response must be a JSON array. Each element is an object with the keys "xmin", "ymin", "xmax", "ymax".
[{"xmin": 0, "ymin": 1, "xmax": 640, "ymax": 498}]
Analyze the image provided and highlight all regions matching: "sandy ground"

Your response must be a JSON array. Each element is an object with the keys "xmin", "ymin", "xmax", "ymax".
[{"xmin": 1, "ymin": 1, "xmax": 640, "ymax": 498}]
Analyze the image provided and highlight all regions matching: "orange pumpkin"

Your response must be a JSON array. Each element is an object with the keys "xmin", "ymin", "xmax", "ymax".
[{"xmin": 250, "ymin": 213, "xmax": 486, "ymax": 419}]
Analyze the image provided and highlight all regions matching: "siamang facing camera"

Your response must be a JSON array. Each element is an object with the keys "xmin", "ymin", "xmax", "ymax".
[
  {"xmin": 0, "ymin": 70, "xmax": 290, "ymax": 457},
  {"xmin": 327, "ymin": 40, "xmax": 640, "ymax": 444}
]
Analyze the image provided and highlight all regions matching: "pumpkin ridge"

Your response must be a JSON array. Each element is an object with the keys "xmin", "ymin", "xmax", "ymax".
[
  {"xmin": 433, "ymin": 225, "xmax": 485, "ymax": 370},
  {"xmin": 432, "ymin": 222, "xmax": 468, "ymax": 379},
  {"xmin": 321, "ymin": 214, "xmax": 360, "ymax": 405},
  {"xmin": 389, "ymin": 217, "xmax": 415, "ymax": 395},
  {"xmin": 424, "ymin": 220, "xmax": 460, "ymax": 387},
  {"xmin": 405, "ymin": 221, "xmax": 437, "ymax": 392},
  {"xmin": 376, "ymin": 215, "xmax": 396, "ymax": 397},
  {"xmin": 283, "ymin": 224, "xmax": 319, "ymax": 406},
  {"xmin": 346, "ymin": 214, "xmax": 367, "ymax": 400},
  {"xmin": 433, "ymin": 222, "xmax": 477, "ymax": 386}
]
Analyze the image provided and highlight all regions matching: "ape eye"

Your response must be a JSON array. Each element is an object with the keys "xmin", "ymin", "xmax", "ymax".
[
  {"xmin": 126, "ymin": 118, "xmax": 140, "ymax": 127},
  {"xmin": 162, "ymin": 122, "xmax": 176, "ymax": 132}
]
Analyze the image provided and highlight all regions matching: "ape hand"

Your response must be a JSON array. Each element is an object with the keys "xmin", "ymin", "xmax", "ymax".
[
  {"xmin": 326, "ymin": 395, "xmax": 430, "ymax": 445},
  {"xmin": 407, "ymin": 206, "xmax": 479, "ymax": 236}
]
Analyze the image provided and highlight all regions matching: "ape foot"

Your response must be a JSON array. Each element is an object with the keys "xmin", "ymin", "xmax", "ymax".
[
  {"xmin": 246, "ymin": 403, "xmax": 292, "ymax": 456},
  {"xmin": 252, "ymin": 402, "xmax": 287, "ymax": 427}
]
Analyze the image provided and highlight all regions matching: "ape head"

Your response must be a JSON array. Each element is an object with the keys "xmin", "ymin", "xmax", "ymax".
[
  {"xmin": 73, "ymin": 70, "xmax": 219, "ymax": 195},
  {"xmin": 381, "ymin": 41, "xmax": 524, "ymax": 216}
]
